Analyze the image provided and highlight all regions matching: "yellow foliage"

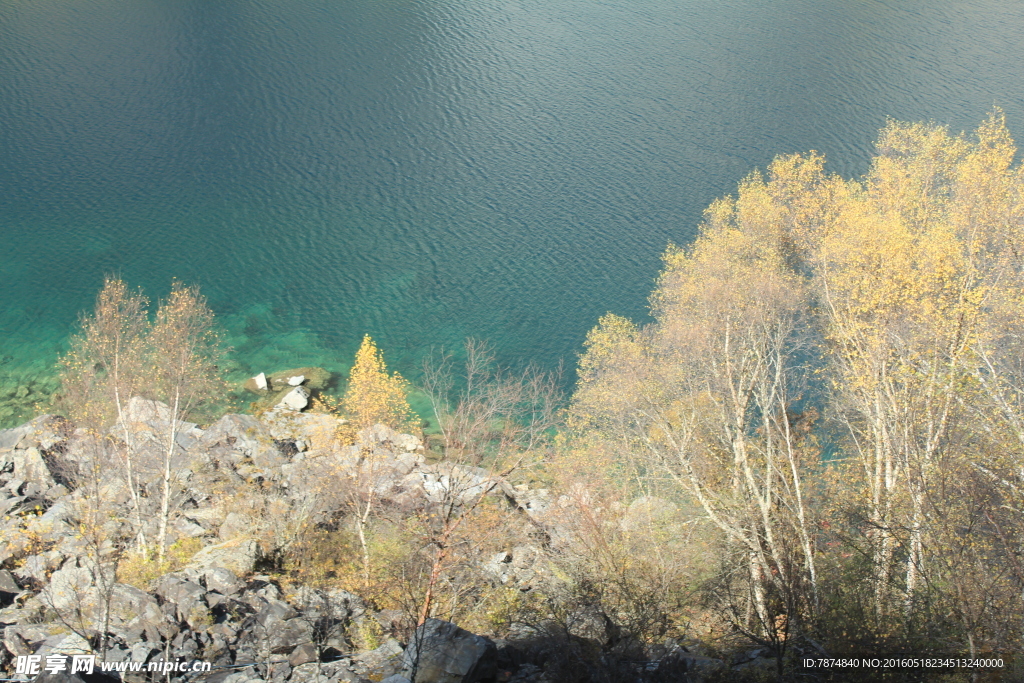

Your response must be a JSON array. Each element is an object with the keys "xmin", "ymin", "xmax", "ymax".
[
  {"xmin": 119, "ymin": 537, "xmax": 205, "ymax": 590},
  {"xmin": 565, "ymin": 110, "xmax": 1024, "ymax": 648},
  {"xmin": 343, "ymin": 335, "xmax": 416, "ymax": 431}
]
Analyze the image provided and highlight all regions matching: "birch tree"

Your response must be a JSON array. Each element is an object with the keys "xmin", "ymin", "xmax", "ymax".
[
  {"xmin": 59, "ymin": 276, "xmax": 151, "ymax": 551},
  {"xmin": 344, "ymin": 335, "xmax": 416, "ymax": 432},
  {"xmin": 569, "ymin": 111, "xmax": 1024, "ymax": 654},
  {"xmin": 811, "ymin": 113, "xmax": 1024, "ymax": 620},
  {"xmin": 571, "ymin": 156, "xmax": 824, "ymax": 650},
  {"xmin": 341, "ymin": 335, "xmax": 416, "ymax": 590},
  {"xmin": 146, "ymin": 281, "xmax": 224, "ymax": 563}
]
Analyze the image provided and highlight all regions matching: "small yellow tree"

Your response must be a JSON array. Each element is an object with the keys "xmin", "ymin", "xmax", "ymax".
[
  {"xmin": 343, "ymin": 335, "xmax": 416, "ymax": 432},
  {"xmin": 340, "ymin": 335, "xmax": 415, "ymax": 590}
]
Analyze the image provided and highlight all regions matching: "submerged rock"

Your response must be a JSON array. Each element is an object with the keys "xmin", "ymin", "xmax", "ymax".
[{"xmin": 243, "ymin": 367, "xmax": 331, "ymax": 394}]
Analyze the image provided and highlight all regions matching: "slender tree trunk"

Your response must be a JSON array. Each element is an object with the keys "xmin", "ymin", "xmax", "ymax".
[
  {"xmin": 157, "ymin": 388, "xmax": 181, "ymax": 564},
  {"xmin": 749, "ymin": 550, "xmax": 769, "ymax": 634},
  {"xmin": 904, "ymin": 485, "xmax": 923, "ymax": 612},
  {"xmin": 114, "ymin": 380, "xmax": 148, "ymax": 553},
  {"xmin": 419, "ymin": 545, "xmax": 448, "ymax": 626},
  {"xmin": 357, "ymin": 489, "xmax": 374, "ymax": 592}
]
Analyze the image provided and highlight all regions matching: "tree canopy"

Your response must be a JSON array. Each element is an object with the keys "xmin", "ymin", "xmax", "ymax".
[
  {"xmin": 343, "ymin": 334, "xmax": 415, "ymax": 431},
  {"xmin": 567, "ymin": 111, "xmax": 1024, "ymax": 656}
]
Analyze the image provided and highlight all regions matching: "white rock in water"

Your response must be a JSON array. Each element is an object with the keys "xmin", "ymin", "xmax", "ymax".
[
  {"xmin": 287, "ymin": 375, "xmax": 305, "ymax": 386},
  {"xmin": 254, "ymin": 372, "xmax": 268, "ymax": 391},
  {"xmin": 279, "ymin": 386, "xmax": 310, "ymax": 411}
]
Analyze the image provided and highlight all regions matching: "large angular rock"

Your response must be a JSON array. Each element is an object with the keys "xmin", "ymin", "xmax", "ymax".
[
  {"xmin": 417, "ymin": 464, "xmax": 510, "ymax": 507},
  {"xmin": 158, "ymin": 576, "xmax": 207, "ymax": 620},
  {"xmin": 401, "ymin": 619, "xmax": 496, "ymax": 683},
  {"xmin": 23, "ymin": 628, "xmax": 91, "ymax": 660},
  {"xmin": 199, "ymin": 414, "xmax": 266, "ymax": 454},
  {"xmin": 4, "ymin": 624, "xmax": 42, "ymax": 656},
  {"xmin": 0, "ymin": 569, "xmax": 20, "ymax": 594},
  {"xmin": 0, "ymin": 415, "xmax": 67, "ymax": 451},
  {"xmin": 278, "ymin": 386, "xmax": 310, "ymax": 412},
  {"xmin": 352, "ymin": 639, "xmax": 404, "ymax": 680},
  {"xmin": 106, "ymin": 583, "xmax": 165, "ymax": 637},
  {"xmin": 0, "ymin": 428, "xmax": 22, "ymax": 450},
  {"xmin": 267, "ymin": 619, "xmax": 312, "ymax": 654},
  {"xmin": 184, "ymin": 539, "xmax": 260, "ymax": 577},
  {"xmin": 289, "ymin": 642, "xmax": 318, "ymax": 666},
  {"xmin": 256, "ymin": 599, "xmax": 299, "ymax": 627},
  {"xmin": 204, "ymin": 567, "xmax": 243, "ymax": 596},
  {"xmin": 12, "ymin": 447, "xmax": 56, "ymax": 488},
  {"xmin": 200, "ymin": 413, "xmax": 285, "ymax": 469},
  {"xmin": 124, "ymin": 397, "xmax": 173, "ymax": 428},
  {"xmin": 261, "ymin": 411, "xmax": 345, "ymax": 452},
  {"xmin": 218, "ymin": 511, "xmax": 251, "ymax": 541},
  {"xmin": 45, "ymin": 564, "xmax": 95, "ymax": 613}
]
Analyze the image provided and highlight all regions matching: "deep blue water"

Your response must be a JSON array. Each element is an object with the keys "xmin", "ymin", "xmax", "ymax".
[{"xmin": 3, "ymin": 0, "xmax": 1024, "ymax": 425}]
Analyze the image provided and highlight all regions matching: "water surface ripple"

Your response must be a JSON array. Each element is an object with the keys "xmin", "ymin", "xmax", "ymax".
[{"xmin": 2, "ymin": 0, "xmax": 1024, "ymax": 423}]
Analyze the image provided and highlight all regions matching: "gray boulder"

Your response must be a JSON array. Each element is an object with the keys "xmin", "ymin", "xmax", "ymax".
[
  {"xmin": 44, "ymin": 563, "xmax": 95, "ymax": 612},
  {"xmin": 204, "ymin": 567, "xmax": 243, "ymax": 595},
  {"xmin": 253, "ymin": 599, "xmax": 310, "ymax": 653},
  {"xmin": 401, "ymin": 619, "xmax": 496, "ymax": 683},
  {"xmin": 200, "ymin": 414, "xmax": 266, "ymax": 454},
  {"xmin": 218, "ymin": 511, "xmax": 251, "ymax": 540},
  {"xmin": 77, "ymin": 583, "xmax": 168, "ymax": 643},
  {"xmin": 278, "ymin": 386, "xmax": 310, "ymax": 412},
  {"xmin": 0, "ymin": 569, "xmax": 21, "ymax": 594},
  {"xmin": 351, "ymin": 638, "xmax": 404, "ymax": 679},
  {"xmin": 184, "ymin": 539, "xmax": 260, "ymax": 577},
  {"xmin": 124, "ymin": 396, "xmax": 173, "ymax": 427},
  {"xmin": 289, "ymin": 642, "xmax": 319, "ymax": 666},
  {"xmin": 268, "ymin": 619, "xmax": 312, "ymax": 654},
  {"xmin": 200, "ymin": 413, "xmax": 286, "ymax": 469},
  {"xmin": 0, "ymin": 415, "xmax": 67, "ymax": 451},
  {"xmin": 12, "ymin": 447, "xmax": 56, "ymax": 488},
  {"xmin": 256, "ymin": 599, "xmax": 299, "ymax": 627},
  {"xmin": 158, "ymin": 576, "xmax": 207, "ymax": 622}
]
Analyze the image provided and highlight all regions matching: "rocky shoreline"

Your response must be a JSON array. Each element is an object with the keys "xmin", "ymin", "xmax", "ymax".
[{"xmin": 0, "ymin": 404, "xmax": 759, "ymax": 683}]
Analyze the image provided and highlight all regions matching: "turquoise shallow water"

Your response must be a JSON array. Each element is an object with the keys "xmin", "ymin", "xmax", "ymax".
[{"xmin": 3, "ymin": 0, "xmax": 1024, "ymax": 426}]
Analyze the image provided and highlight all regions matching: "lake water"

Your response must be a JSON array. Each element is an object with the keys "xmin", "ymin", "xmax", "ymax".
[{"xmin": 3, "ymin": 0, "xmax": 1024, "ymax": 425}]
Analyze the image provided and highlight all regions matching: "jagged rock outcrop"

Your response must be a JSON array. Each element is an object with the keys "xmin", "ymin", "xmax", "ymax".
[
  {"xmin": 0, "ymin": 404, "xmax": 743, "ymax": 683},
  {"xmin": 0, "ymin": 404, "xmax": 572, "ymax": 683},
  {"xmin": 395, "ymin": 619, "xmax": 497, "ymax": 683}
]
